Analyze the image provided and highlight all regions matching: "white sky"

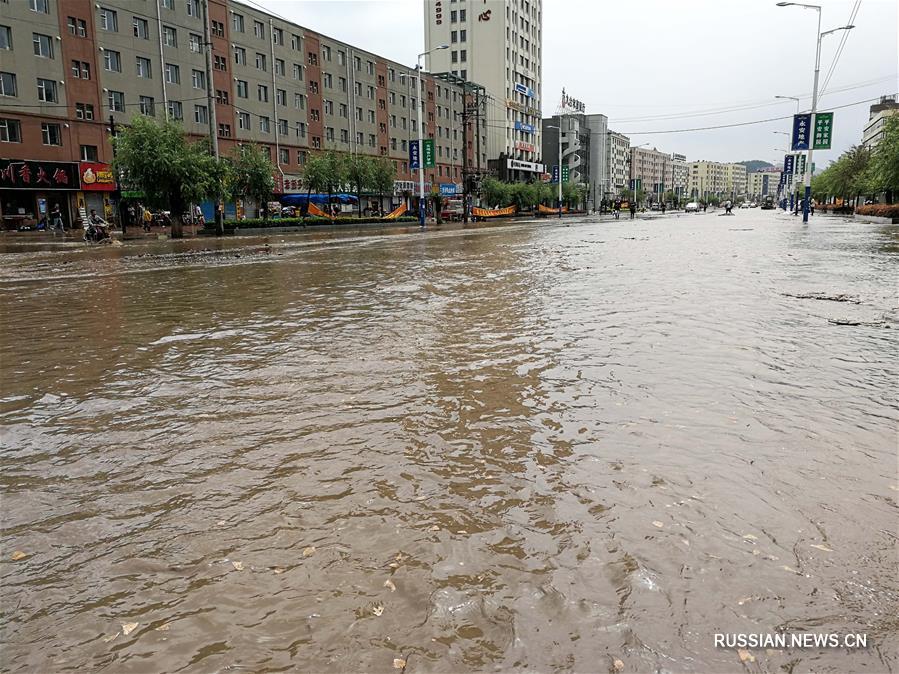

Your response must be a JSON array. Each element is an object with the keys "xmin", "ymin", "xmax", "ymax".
[{"xmin": 252, "ymin": 0, "xmax": 898, "ymax": 166}]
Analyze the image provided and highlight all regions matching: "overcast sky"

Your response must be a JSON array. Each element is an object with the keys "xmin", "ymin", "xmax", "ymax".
[{"xmin": 253, "ymin": 0, "xmax": 897, "ymax": 167}]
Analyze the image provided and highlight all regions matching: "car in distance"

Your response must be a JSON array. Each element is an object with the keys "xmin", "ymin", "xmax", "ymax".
[{"xmin": 685, "ymin": 202, "xmax": 700, "ymax": 212}]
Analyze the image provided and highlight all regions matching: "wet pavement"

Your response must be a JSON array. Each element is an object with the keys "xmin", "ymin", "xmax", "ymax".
[{"xmin": 1, "ymin": 211, "xmax": 897, "ymax": 673}]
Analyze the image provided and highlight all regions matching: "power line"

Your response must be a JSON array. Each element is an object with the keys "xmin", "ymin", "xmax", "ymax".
[
  {"xmin": 819, "ymin": 0, "xmax": 862, "ymax": 97},
  {"xmin": 619, "ymin": 95, "xmax": 888, "ymax": 135}
]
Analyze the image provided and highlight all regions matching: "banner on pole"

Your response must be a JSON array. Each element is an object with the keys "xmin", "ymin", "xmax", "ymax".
[
  {"xmin": 791, "ymin": 113, "xmax": 811, "ymax": 151},
  {"xmin": 422, "ymin": 139, "xmax": 435, "ymax": 168},
  {"xmin": 409, "ymin": 140, "xmax": 420, "ymax": 169},
  {"xmin": 783, "ymin": 154, "xmax": 795, "ymax": 175},
  {"xmin": 813, "ymin": 112, "xmax": 833, "ymax": 149}
]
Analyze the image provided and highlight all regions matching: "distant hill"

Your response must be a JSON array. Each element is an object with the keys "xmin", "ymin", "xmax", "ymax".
[{"xmin": 740, "ymin": 160, "xmax": 776, "ymax": 173}]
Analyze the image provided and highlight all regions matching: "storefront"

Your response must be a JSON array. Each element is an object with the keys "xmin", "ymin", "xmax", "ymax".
[
  {"xmin": 77, "ymin": 162, "xmax": 117, "ymax": 223},
  {"xmin": 0, "ymin": 160, "xmax": 81, "ymax": 230}
]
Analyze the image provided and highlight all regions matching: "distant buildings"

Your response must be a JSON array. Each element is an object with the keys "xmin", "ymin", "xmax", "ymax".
[
  {"xmin": 688, "ymin": 161, "xmax": 748, "ymax": 200},
  {"xmin": 746, "ymin": 169, "xmax": 783, "ymax": 200},
  {"xmin": 670, "ymin": 153, "xmax": 688, "ymax": 199},
  {"xmin": 861, "ymin": 95, "xmax": 899, "ymax": 149},
  {"xmin": 607, "ymin": 131, "xmax": 630, "ymax": 196},
  {"xmin": 541, "ymin": 111, "xmax": 608, "ymax": 208},
  {"xmin": 630, "ymin": 146, "xmax": 672, "ymax": 202}
]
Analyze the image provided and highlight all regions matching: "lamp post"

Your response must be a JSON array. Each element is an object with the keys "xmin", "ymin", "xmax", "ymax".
[
  {"xmin": 775, "ymin": 2, "xmax": 853, "ymax": 222},
  {"xmin": 415, "ymin": 45, "xmax": 449, "ymax": 227},
  {"xmin": 775, "ymin": 97, "xmax": 801, "ymax": 212}
]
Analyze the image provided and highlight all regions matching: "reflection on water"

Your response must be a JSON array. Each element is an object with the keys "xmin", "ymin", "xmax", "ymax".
[{"xmin": 1, "ymin": 213, "xmax": 897, "ymax": 673}]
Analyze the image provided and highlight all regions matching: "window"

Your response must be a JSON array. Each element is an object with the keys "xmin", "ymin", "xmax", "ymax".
[
  {"xmin": 133, "ymin": 17, "xmax": 149, "ymax": 39},
  {"xmin": 32, "ymin": 33, "xmax": 53, "ymax": 58},
  {"xmin": 273, "ymin": 28, "xmax": 283, "ymax": 45},
  {"xmin": 338, "ymin": 50, "xmax": 346, "ymax": 65},
  {"xmin": 36, "ymin": 78, "xmax": 57, "ymax": 103},
  {"xmin": 391, "ymin": 138, "xmax": 397, "ymax": 150},
  {"xmin": 237, "ymin": 112, "xmax": 250, "ymax": 129},
  {"xmin": 355, "ymin": 107, "xmax": 362, "ymax": 121},
  {"xmin": 41, "ymin": 122, "xmax": 61, "ymax": 146},
  {"xmin": 232, "ymin": 13, "xmax": 244, "ymax": 32},
  {"xmin": 186, "ymin": 0, "xmax": 199, "ymax": 17},
  {"xmin": 253, "ymin": 20, "xmax": 264, "ymax": 39},
  {"xmin": 451, "ymin": 10, "xmax": 457, "ymax": 21},
  {"xmin": 291, "ymin": 33, "xmax": 301, "ymax": 50},
  {"xmin": 163, "ymin": 26, "xmax": 177, "ymax": 47},
  {"xmin": 194, "ymin": 104, "xmax": 208, "ymax": 124},
  {"xmin": 292, "ymin": 63, "xmax": 303, "ymax": 80},
  {"xmin": 161, "ymin": 63, "xmax": 180, "ymax": 85},
  {"xmin": 355, "ymin": 131, "xmax": 363, "ymax": 145},
  {"xmin": 76, "ymin": 103, "xmax": 95, "ymax": 120},
  {"xmin": 211, "ymin": 20, "xmax": 224, "ymax": 37},
  {"xmin": 192, "ymin": 69, "xmax": 205, "ymax": 90},
  {"xmin": 168, "ymin": 100, "xmax": 183, "ymax": 120},
  {"xmin": 308, "ymin": 51, "xmax": 318, "ymax": 66},
  {"xmin": 367, "ymin": 85, "xmax": 374, "ymax": 99},
  {"xmin": 277, "ymin": 147, "xmax": 288, "ymax": 164},
  {"xmin": 0, "ymin": 118, "xmax": 22, "ymax": 143},
  {"xmin": 257, "ymin": 84, "xmax": 268, "ymax": 102},
  {"xmin": 71, "ymin": 61, "xmax": 90, "ymax": 79},
  {"xmin": 353, "ymin": 55, "xmax": 361, "ymax": 70},
  {"xmin": 354, "ymin": 82, "xmax": 362, "ymax": 96},
  {"xmin": 309, "ymin": 80, "xmax": 319, "ymax": 94},
  {"xmin": 259, "ymin": 116, "xmax": 270, "ymax": 133},
  {"xmin": 460, "ymin": 49, "xmax": 467, "ymax": 62},
  {"xmin": 296, "ymin": 122, "xmax": 306, "ymax": 137},
  {"xmin": 278, "ymin": 119, "xmax": 288, "ymax": 135},
  {"xmin": 294, "ymin": 93, "xmax": 305, "ymax": 109},
  {"xmin": 310, "ymin": 109, "xmax": 320, "ymax": 121},
  {"xmin": 139, "ymin": 95, "xmax": 155, "ymax": 116},
  {"xmin": 218, "ymin": 123, "xmax": 231, "ymax": 138},
  {"xmin": 107, "ymin": 90, "xmax": 124, "ymax": 112},
  {"xmin": 460, "ymin": 9, "xmax": 466, "ymax": 20},
  {"xmin": 339, "ymin": 103, "xmax": 347, "ymax": 118},
  {"xmin": 215, "ymin": 89, "xmax": 229, "ymax": 104},
  {"xmin": 255, "ymin": 52, "xmax": 266, "ymax": 71},
  {"xmin": 325, "ymin": 127, "xmax": 334, "ymax": 141},
  {"xmin": 460, "ymin": 29, "xmax": 467, "ymax": 41},
  {"xmin": 368, "ymin": 134, "xmax": 375, "ymax": 147},
  {"xmin": 104, "ymin": 50, "xmax": 121, "ymax": 72},
  {"xmin": 366, "ymin": 60, "xmax": 374, "ymax": 75},
  {"xmin": 340, "ymin": 129, "xmax": 349, "ymax": 143},
  {"xmin": 451, "ymin": 51, "xmax": 457, "ymax": 63},
  {"xmin": 161, "ymin": 0, "xmax": 173, "ymax": 8},
  {"xmin": 451, "ymin": 30, "xmax": 457, "ymax": 43},
  {"xmin": 323, "ymin": 100, "xmax": 333, "ymax": 114},
  {"xmin": 234, "ymin": 46, "xmax": 246, "ymax": 65},
  {"xmin": 274, "ymin": 58, "xmax": 284, "ymax": 76},
  {"xmin": 236, "ymin": 79, "xmax": 248, "ymax": 98},
  {"xmin": 66, "ymin": 18, "xmax": 87, "ymax": 38},
  {"xmin": 322, "ymin": 73, "xmax": 333, "ymax": 89},
  {"xmin": 136, "ymin": 56, "xmax": 152, "ymax": 78},
  {"xmin": 311, "ymin": 136, "xmax": 320, "ymax": 149},
  {"xmin": 29, "ymin": 0, "xmax": 49, "ymax": 13},
  {"xmin": 276, "ymin": 89, "xmax": 286, "ymax": 106},
  {"xmin": 100, "ymin": 7, "xmax": 118, "ymax": 31},
  {"xmin": 189, "ymin": 33, "xmax": 201, "ymax": 53},
  {"xmin": 339, "ymin": 76, "xmax": 347, "ymax": 92},
  {"xmin": 367, "ymin": 110, "xmax": 375, "ymax": 123},
  {"xmin": 0, "ymin": 25, "xmax": 10, "ymax": 49},
  {"xmin": 214, "ymin": 55, "xmax": 227, "ymax": 71}
]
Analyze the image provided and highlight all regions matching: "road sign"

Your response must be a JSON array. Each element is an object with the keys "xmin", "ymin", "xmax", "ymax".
[
  {"xmin": 409, "ymin": 140, "xmax": 420, "ymax": 169},
  {"xmin": 439, "ymin": 183, "xmax": 456, "ymax": 195},
  {"xmin": 422, "ymin": 139, "xmax": 435, "ymax": 168},
  {"xmin": 791, "ymin": 113, "xmax": 811, "ymax": 151},
  {"xmin": 813, "ymin": 112, "xmax": 833, "ymax": 150},
  {"xmin": 561, "ymin": 166, "xmax": 570, "ymax": 183}
]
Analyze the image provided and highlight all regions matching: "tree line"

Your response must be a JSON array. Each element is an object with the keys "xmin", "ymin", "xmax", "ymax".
[{"xmin": 481, "ymin": 177, "xmax": 588, "ymax": 211}]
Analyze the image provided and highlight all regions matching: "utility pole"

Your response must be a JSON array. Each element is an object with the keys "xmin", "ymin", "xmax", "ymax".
[
  {"xmin": 109, "ymin": 114, "xmax": 123, "ymax": 236},
  {"xmin": 201, "ymin": 0, "xmax": 222, "ymax": 235}
]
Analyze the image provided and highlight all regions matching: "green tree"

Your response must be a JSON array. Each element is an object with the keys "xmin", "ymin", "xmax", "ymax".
[
  {"xmin": 344, "ymin": 153, "xmax": 373, "ymax": 217},
  {"xmin": 482, "ymin": 177, "xmax": 511, "ymax": 208},
  {"xmin": 869, "ymin": 115, "xmax": 899, "ymax": 202},
  {"xmin": 321, "ymin": 151, "xmax": 347, "ymax": 212},
  {"xmin": 370, "ymin": 157, "xmax": 396, "ymax": 215},
  {"xmin": 226, "ymin": 143, "xmax": 275, "ymax": 221},
  {"xmin": 113, "ymin": 116, "xmax": 220, "ymax": 238}
]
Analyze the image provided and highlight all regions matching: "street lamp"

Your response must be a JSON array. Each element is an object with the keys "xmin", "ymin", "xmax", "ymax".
[
  {"xmin": 775, "ymin": 95, "xmax": 801, "ymax": 113},
  {"xmin": 776, "ymin": 1, "xmax": 853, "ymax": 222},
  {"xmin": 415, "ymin": 44, "xmax": 449, "ymax": 227}
]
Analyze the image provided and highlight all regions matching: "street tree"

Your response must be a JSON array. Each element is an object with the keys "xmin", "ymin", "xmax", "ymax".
[
  {"xmin": 226, "ymin": 143, "xmax": 275, "ymax": 221},
  {"xmin": 869, "ymin": 115, "xmax": 899, "ymax": 202},
  {"xmin": 113, "ymin": 116, "xmax": 220, "ymax": 238},
  {"xmin": 344, "ymin": 153, "xmax": 373, "ymax": 217},
  {"xmin": 370, "ymin": 156, "xmax": 396, "ymax": 214}
]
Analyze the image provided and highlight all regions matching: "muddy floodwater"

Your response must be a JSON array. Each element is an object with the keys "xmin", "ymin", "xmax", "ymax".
[{"xmin": 1, "ymin": 212, "xmax": 897, "ymax": 673}]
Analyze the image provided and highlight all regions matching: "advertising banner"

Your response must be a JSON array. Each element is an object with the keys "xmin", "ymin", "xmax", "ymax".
[
  {"xmin": 813, "ymin": 112, "xmax": 833, "ymax": 150},
  {"xmin": 0, "ymin": 160, "xmax": 80, "ymax": 190},
  {"xmin": 79, "ymin": 162, "xmax": 116, "ymax": 192},
  {"xmin": 791, "ymin": 114, "xmax": 811, "ymax": 151}
]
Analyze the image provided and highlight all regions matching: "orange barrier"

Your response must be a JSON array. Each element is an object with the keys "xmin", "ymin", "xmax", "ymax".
[
  {"xmin": 471, "ymin": 205, "xmax": 516, "ymax": 217},
  {"xmin": 538, "ymin": 204, "xmax": 568, "ymax": 214},
  {"xmin": 307, "ymin": 202, "xmax": 333, "ymax": 218},
  {"xmin": 383, "ymin": 203, "xmax": 408, "ymax": 220}
]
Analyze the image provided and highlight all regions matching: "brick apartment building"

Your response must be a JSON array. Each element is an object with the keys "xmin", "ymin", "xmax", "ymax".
[{"xmin": 0, "ymin": 0, "xmax": 484, "ymax": 227}]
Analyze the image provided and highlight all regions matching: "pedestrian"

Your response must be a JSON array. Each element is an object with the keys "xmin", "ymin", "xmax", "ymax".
[
  {"xmin": 50, "ymin": 203, "xmax": 65, "ymax": 231},
  {"xmin": 142, "ymin": 205, "xmax": 152, "ymax": 232},
  {"xmin": 194, "ymin": 204, "xmax": 205, "ymax": 225},
  {"xmin": 613, "ymin": 200, "xmax": 621, "ymax": 219},
  {"xmin": 629, "ymin": 202, "xmax": 637, "ymax": 220},
  {"xmin": 661, "ymin": 202, "xmax": 666, "ymax": 215},
  {"xmin": 702, "ymin": 202, "xmax": 707, "ymax": 213}
]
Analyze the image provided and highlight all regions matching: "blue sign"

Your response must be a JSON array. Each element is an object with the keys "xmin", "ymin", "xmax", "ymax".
[
  {"xmin": 514, "ymin": 120, "xmax": 534, "ymax": 134},
  {"xmin": 791, "ymin": 114, "xmax": 811, "ymax": 151},
  {"xmin": 409, "ymin": 140, "xmax": 420, "ymax": 169},
  {"xmin": 439, "ymin": 183, "xmax": 456, "ymax": 195},
  {"xmin": 551, "ymin": 165, "xmax": 559, "ymax": 183},
  {"xmin": 513, "ymin": 83, "xmax": 534, "ymax": 98},
  {"xmin": 783, "ymin": 154, "xmax": 795, "ymax": 175}
]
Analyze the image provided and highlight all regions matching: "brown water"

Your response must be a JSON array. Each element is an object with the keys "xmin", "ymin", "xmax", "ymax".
[{"xmin": 1, "ymin": 212, "xmax": 897, "ymax": 674}]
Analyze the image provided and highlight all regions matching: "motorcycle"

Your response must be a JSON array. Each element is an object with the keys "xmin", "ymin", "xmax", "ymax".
[{"xmin": 83, "ymin": 219, "xmax": 111, "ymax": 243}]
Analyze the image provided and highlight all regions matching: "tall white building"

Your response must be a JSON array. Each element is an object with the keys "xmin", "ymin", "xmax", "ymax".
[
  {"xmin": 607, "ymin": 131, "xmax": 630, "ymax": 196},
  {"xmin": 424, "ymin": 0, "xmax": 543, "ymax": 182}
]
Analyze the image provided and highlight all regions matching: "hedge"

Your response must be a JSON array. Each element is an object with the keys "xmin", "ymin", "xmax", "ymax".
[
  {"xmin": 855, "ymin": 204, "xmax": 899, "ymax": 219},
  {"xmin": 209, "ymin": 215, "xmax": 419, "ymax": 230}
]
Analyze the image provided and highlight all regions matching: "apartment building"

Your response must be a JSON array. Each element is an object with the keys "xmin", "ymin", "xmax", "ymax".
[
  {"xmin": 746, "ymin": 169, "xmax": 782, "ymax": 200},
  {"xmin": 723, "ymin": 162, "xmax": 747, "ymax": 198},
  {"xmin": 670, "ymin": 153, "xmax": 688, "ymax": 198},
  {"xmin": 861, "ymin": 95, "xmax": 898, "ymax": 149},
  {"xmin": 0, "ymin": 0, "xmax": 478, "ymax": 226},
  {"xmin": 540, "ymin": 112, "xmax": 607, "ymax": 206},
  {"xmin": 606, "ymin": 130, "xmax": 629, "ymax": 196},
  {"xmin": 630, "ymin": 146, "xmax": 672, "ymax": 202},
  {"xmin": 425, "ymin": 0, "xmax": 543, "ymax": 182},
  {"xmin": 688, "ymin": 161, "xmax": 731, "ymax": 199}
]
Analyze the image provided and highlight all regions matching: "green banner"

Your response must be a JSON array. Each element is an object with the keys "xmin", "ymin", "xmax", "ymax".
[
  {"xmin": 813, "ymin": 112, "xmax": 833, "ymax": 150},
  {"xmin": 422, "ymin": 139, "xmax": 435, "ymax": 168},
  {"xmin": 561, "ymin": 166, "xmax": 570, "ymax": 183}
]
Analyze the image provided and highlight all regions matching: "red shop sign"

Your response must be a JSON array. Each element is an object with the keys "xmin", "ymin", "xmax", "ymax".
[
  {"xmin": 0, "ymin": 160, "xmax": 81, "ymax": 190},
  {"xmin": 79, "ymin": 162, "xmax": 116, "ymax": 192}
]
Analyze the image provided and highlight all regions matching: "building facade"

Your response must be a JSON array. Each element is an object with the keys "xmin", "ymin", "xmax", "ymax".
[
  {"xmin": 688, "ymin": 161, "xmax": 747, "ymax": 200},
  {"xmin": 607, "ymin": 130, "xmax": 629, "ymax": 196},
  {"xmin": 670, "ymin": 153, "xmax": 688, "ymax": 198},
  {"xmin": 0, "ymin": 0, "xmax": 478, "ymax": 227},
  {"xmin": 723, "ymin": 162, "xmax": 747, "ymax": 198},
  {"xmin": 746, "ymin": 169, "xmax": 782, "ymax": 200},
  {"xmin": 630, "ymin": 146, "xmax": 672, "ymax": 203},
  {"xmin": 540, "ymin": 111, "xmax": 607, "ymax": 208},
  {"xmin": 424, "ymin": 0, "xmax": 543, "ymax": 182},
  {"xmin": 861, "ymin": 95, "xmax": 899, "ymax": 149}
]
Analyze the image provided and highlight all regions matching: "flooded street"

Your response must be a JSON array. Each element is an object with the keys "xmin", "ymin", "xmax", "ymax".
[{"xmin": 1, "ymin": 212, "xmax": 897, "ymax": 673}]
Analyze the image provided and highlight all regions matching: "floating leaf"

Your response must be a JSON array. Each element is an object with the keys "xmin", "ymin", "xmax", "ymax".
[
  {"xmin": 810, "ymin": 544, "xmax": 833, "ymax": 552},
  {"xmin": 10, "ymin": 550, "xmax": 27, "ymax": 561},
  {"xmin": 372, "ymin": 603, "xmax": 384, "ymax": 617},
  {"xmin": 121, "ymin": 622, "xmax": 139, "ymax": 636},
  {"xmin": 613, "ymin": 658, "xmax": 625, "ymax": 671},
  {"xmin": 302, "ymin": 546, "xmax": 316, "ymax": 557},
  {"xmin": 102, "ymin": 632, "xmax": 119, "ymax": 643},
  {"xmin": 384, "ymin": 579, "xmax": 396, "ymax": 592},
  {"xmin": 652, "ymin": 521, "xmax": 664, "ymax": 528},
  {"xmin": 231, "ymin": 561, "xmax": 244, "ymax": 571},
  {"xmin": 393, "ymin": 658, "xmax": 406, "ymax": 669},
  {"xmin": 737, "ymin": 648, "xmax": 755, "ymax": 663}
]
